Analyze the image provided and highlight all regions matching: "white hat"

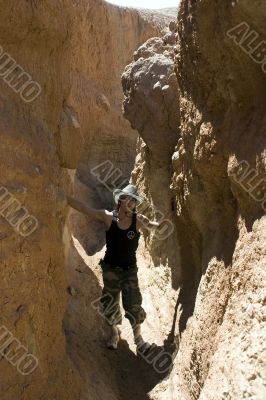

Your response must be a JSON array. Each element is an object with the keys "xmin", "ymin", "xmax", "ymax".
[{"xmin": 113, "ymin": 184, "xmax": 144, "ymax": 206}]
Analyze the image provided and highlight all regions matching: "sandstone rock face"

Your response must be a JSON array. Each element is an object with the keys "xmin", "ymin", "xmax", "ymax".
[
  {"xmin": 174, "ymin": 1, "xmax": 266, "ymax": 399},
  {"xmin": 1, "ymin": 0, "xmax": 265, "ymax": 399},
  {"xmin": 122, "ymin": 27, "xmax": 181, "ymax": 285},
  {"xmin": 0, "ymin": 1, "xmax": 172, "ymax": 399},
  {"xmin": 122, "ymin": 31, "xmax": 179, "ymax": 158},
  {"xmin": 122, "ymin": 1, "xmax": 266, "ymax": 399}
]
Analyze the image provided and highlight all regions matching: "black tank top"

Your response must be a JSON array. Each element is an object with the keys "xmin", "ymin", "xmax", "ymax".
[{"xmin": 103, "ymin": 210, "xmax": 140, "ymax": 268}]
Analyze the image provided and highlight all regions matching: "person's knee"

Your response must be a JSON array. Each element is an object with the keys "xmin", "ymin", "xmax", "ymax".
[
  {"xmin": 125, "ymin": 305, "xmax": 146, "ymax": 325},
  {"xmin": 122, "ymin": 282, "xmax": 142, "ymax": 306},
  {"xmin": 123, "ymin": 281, "xmax": 139, "ymax": 292}
]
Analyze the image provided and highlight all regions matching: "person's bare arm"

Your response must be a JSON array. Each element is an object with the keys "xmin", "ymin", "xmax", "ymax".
[
  {"xmin": 137, "ymin": 211, "xmax": 174, "ymax": 233},
  {"xmin": 66, "ymin": 194, "xmax": 108, "ymax": 223}
]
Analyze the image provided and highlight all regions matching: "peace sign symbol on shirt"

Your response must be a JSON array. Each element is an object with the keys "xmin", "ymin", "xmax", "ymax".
[{"xmin": 127, "ymin": 230, "xmax": 135, "ymax": 240}]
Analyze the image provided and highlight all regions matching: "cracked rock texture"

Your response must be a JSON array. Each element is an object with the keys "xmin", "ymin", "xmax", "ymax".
[
  {"xmin": 122, "ymin": 27, "xmax": 181, "ymax": 285},
  {"xmin": 122, "ymin": 0, "xmax": 266, "ymax": 399},
  {"xmin": 1, "ymin": 0, "xmax": 265, "ymax": 399},
  {"xmin": 0, "ymin": 1, "xmax": 173, "ymax": 399},
  {"xmin": 174, "ymin": 1, "xmax": 266, "ymax": 399}
]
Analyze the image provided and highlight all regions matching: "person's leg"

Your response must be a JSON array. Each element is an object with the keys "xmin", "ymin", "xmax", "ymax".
[
  {"xmin": 100, "ymin": 264, "xmax": 122, "ymax": 349},
  {"xmin": 106, "ymin": 323, "xmax": 121, "ymax": 350},
  {"xmin": 121, "ymin": 267, "xmax": 151, "ymax": 352},
  {"xmin": 132, "ymin": 323, "xmax": 151, "ymax": 353}
]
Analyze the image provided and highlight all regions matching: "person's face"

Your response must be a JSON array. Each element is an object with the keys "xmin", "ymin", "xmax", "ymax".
[{"xmin": 119, "ymin": 195, "xmax": 136, "ymax": 212}]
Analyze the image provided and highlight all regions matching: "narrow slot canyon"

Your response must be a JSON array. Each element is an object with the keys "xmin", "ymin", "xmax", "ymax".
[{"xmin": 0, "ymin": 1, "xmax": 265, "ymax": 400}]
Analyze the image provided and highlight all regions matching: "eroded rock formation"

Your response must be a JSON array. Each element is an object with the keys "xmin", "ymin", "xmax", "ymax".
[
  {"xmin": 174, "ymin": 1, "xmax": 266, "ymax": 399},
  {"xmin": 0, "ymin": 1, "xmax": 173, "ymax": 399},
  {"xmin": 122, "ymin": 26, "xmax": 181, "ymax": 284},
  {"xmin": 1, "ymin": 0, "xmax": 265, "ymax": 399},
  {"xmin": 122, "ymin": 1, "xmax": 266, "ymax": 399}
]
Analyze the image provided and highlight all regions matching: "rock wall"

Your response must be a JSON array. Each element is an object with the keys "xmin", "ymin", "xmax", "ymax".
[
  {"xmin": 122, "ymin": 25, "xmax": 181, "ymax": 285},
  {"xmin": 122, "ymin": 0, "xmax": 266, "ymax": 399},
  {"xmin": 0, "ymin": 1, "xmax": 172, "ymax": 399},
  {"xmin": 175, "ymin": 1, "xmax": 266, "ymax": 399},
  {"xmin": 1, "ymin": 0, "xmax": 265, "ymax": 399}
]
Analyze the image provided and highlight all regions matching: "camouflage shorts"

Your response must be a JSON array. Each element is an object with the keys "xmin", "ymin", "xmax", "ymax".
[{"xmin": 99, "ymin": 259, "xmax": 146, "ymax": 327}]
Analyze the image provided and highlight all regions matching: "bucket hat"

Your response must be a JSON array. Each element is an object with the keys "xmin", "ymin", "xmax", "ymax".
[{"xmin": 113, "ymin": 184, "xmax": 144, "ymax": 206}]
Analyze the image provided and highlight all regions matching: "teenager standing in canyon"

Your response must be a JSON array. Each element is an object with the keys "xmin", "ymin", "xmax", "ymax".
[{"xmin": 66, "ymin": 184, "xmax": 169, "ymax": 353}]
